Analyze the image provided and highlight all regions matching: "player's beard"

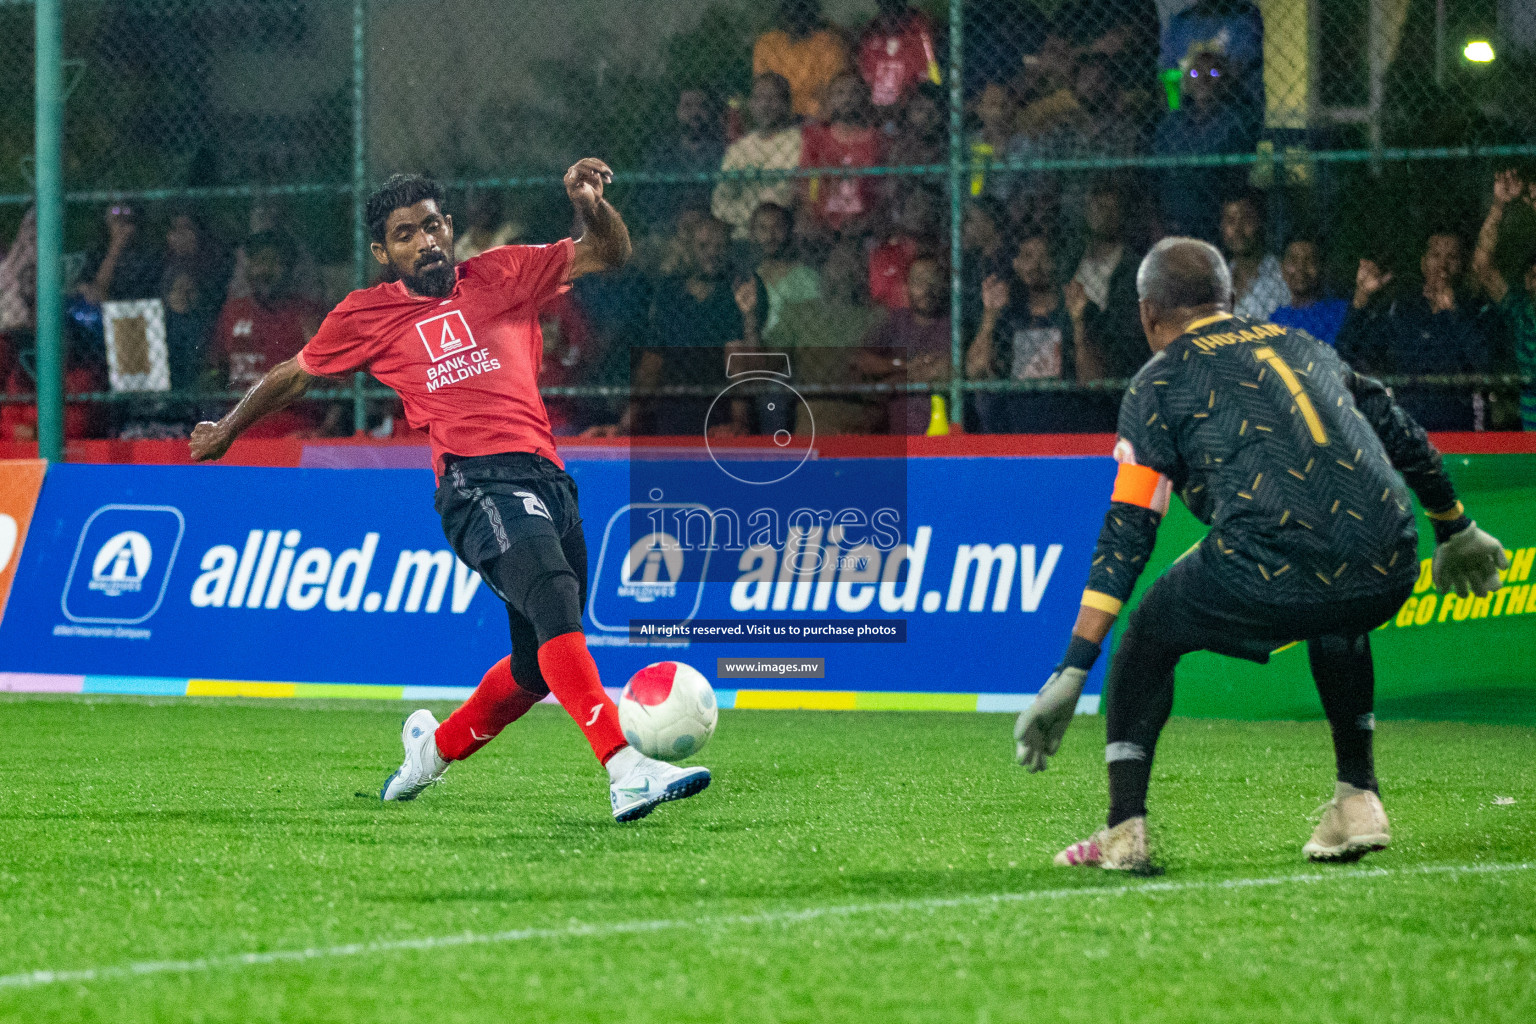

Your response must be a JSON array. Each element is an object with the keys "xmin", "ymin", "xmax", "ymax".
[{"xmin": 401, "ymin": 253, "xmax": 456, "ymax": 298}]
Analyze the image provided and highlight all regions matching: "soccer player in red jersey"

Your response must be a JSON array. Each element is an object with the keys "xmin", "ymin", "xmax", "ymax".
[{"xmin": 189, "ymin": 159, "xmax": 712, "ymax": 823}]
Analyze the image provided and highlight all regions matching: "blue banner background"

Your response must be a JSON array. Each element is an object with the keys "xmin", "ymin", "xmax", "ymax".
[{"xmin": 0, "ymin": 458, "xmax": 1113, "ymax": 697}]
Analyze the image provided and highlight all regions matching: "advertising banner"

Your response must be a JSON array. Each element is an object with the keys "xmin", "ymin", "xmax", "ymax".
[
  {"xmin": 0, "ymin": 458, "xmax": 1113, "ymax": 709},
  {"xmin": 0, "ymin": 460, "xmax": 47, "ymax": 625},
  {"xmin": 1125, "ymin": 454, "xmax": 1536, "ymax": 725}
]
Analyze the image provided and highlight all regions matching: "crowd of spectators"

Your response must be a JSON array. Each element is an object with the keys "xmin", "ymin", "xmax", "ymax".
[{"xmin": 1, "ymin": 0, "xmax": 1532, "ymax": 442}]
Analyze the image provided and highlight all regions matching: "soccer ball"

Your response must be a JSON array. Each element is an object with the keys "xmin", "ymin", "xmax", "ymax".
[{"xmin": 618, "ymin": 661, "xmax": 718, "ymax": 762}]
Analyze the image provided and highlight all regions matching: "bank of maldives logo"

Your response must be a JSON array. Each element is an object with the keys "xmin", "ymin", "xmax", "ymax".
[
  {"xmin": 416, "ymin": 309, "xmax": 478, "ymax": 362},
  {"xmin": 587, "ymin": 503, "xmax": 710, "ymax": 634},
  {"xmin": 62, "ymin": 505, "xmax": 185, "ymax": 624}
]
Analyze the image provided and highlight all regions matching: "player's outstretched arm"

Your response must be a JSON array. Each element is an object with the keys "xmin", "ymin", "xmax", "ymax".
[
  {"xmin": 1345, "ymin": 368, "xmax": 1508, "ymax": 596},
  {"xmin": 189, "ymin": 357, "xmax": 315, "ymax": 462},
  {"xmin": 564, "ymin": 158, "xmax": 632, "ymax": 281},
  {"xmin": 1016, "ymin": 479, "xmax": 1166, "ymax": 772}
]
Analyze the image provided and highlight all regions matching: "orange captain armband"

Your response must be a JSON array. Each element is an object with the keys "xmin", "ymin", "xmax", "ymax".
[{"xmin": 1109, "ymin": 462, "xmax": 1172, "ymax": 515}]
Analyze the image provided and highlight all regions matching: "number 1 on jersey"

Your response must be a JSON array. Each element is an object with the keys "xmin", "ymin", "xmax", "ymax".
[{"xmin": 1252, "ymin": 346, "xmax": 1328, "ymax": 445}]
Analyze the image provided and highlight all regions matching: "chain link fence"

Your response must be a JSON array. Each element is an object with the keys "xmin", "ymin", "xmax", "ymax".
[{"xmin": 3, "ymin": 0, "xmax": 1535, "ymax": 443}]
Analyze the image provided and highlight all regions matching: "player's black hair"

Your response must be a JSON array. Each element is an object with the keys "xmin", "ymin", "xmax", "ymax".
[
  {"xmin": 1137, "ymin": 237, "xmax": 1233, "ymax": 310},
  {"xmin": 366, "ymin": 173, "xmax": 445, "ymax": 245}
]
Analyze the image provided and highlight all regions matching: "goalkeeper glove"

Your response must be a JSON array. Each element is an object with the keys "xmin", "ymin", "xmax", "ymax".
[
  {"xmin": 1432, "ymin": 520, "xmax": 1507, "ymax": 599},
  {"xmin": 1015, "ymin": 634, "xmax": 1100, "ymax": 772}
]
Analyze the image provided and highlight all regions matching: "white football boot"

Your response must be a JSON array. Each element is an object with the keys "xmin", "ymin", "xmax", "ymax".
[
  {"xmin": 380, "ymin": 709, "xmax": 449, "ymax": 801},
  {"xmin": 606, "ymin": 746, "xmax": 712, "ymax": 823},
  {"xmin": 1304, "ymin": 783, "xmax": 1391, "ymax": 862},
  {"xmin": 1054, "ymin": 816, "xmax": 1154, "ymax": 872}
]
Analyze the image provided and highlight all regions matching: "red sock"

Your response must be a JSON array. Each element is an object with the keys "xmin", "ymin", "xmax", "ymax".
[
  {"xmin": 536, "ymin": 631, "xmax": 627, "ymax": 764},
  {"xmin": 434, "ymin": 656, "xmax": 542, "ymax": 761}
]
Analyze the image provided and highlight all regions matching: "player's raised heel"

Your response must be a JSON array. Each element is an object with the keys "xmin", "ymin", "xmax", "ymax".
[
  {"xmin": 608, "ymin": 747, "xmax": 711, "ymax": 823},
  {"xmin": 1054, "ymin": 816, "xmax": 1151, "ymax": 871},
  {"xmin": 381, "ymin": 709, "xmax": 449, "ymax": 802},
  {"xmin": 1304, "ymin": 783, "xmax": 1391, "ymax": 862}
]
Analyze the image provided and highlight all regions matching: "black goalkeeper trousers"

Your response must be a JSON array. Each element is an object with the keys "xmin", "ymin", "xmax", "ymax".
[{"xmin": 1103, "ymin": 548, "xmax": 1413, "ymax": 812}]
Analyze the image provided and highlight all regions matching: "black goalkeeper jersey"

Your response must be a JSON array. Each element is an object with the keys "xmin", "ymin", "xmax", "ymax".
[{"xmin": 1085, "ymin": 313, "xmax": 1463, "ymax": 608}]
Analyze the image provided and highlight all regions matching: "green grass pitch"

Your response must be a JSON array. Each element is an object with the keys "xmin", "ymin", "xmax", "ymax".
[{"xmin": 1, "ymin": 695, "xmax": 1533, "ymax": 1023}]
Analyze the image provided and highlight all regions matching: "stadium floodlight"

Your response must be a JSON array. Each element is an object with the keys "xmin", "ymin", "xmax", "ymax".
[{"xmin": 1462, "ymin": 40, "xmax": 1496, "ymax": 64}]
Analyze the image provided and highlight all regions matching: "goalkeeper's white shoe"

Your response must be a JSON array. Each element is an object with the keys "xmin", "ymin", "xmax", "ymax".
[
  {"xmin": 1304, "ymin": 783, "xmax": 1391, "ymax": 862},
  {"xmin": 1054, "ymin": 816, "xmax": 1153, "ymax": 872},
  {"xmin": 380, "ymin": 709, "xmax": 449, "ymax": 802},
  {"xmin": 607, "ymin": 746, "xmax": 711, "ymax": 823}
]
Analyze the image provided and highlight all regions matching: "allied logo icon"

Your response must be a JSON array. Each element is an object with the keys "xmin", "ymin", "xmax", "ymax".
[
  {"xmin": 62, "ymin": 505, "xmax": 185, "ymax": 625},
  {"xmin": 587, "ymin": 504, "xmax": 711, "ymax": 633},
  {"xmin": 89, "ymin": 531, "xmax": 153, "ymax": 596}
]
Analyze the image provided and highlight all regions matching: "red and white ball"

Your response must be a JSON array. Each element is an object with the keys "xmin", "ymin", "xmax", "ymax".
[{"xmin": 618, "ymin": 661, "xmax": 718, "ymax": 762}]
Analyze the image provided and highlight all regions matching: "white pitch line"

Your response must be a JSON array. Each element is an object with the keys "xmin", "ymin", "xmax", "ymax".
[{"xmin": 1, "ymin": 861, "xmax": 1528, "ymax": 993}]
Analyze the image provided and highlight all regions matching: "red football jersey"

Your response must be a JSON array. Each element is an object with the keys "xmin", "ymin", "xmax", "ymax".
[
  {"xmin": 800, "ymin": 123, "xmax": 886, "ymax": 230},
  {"xmin": 858, "ymin": 12, "xmax": 939, "ymax": 108},
  {"xmin": 297, "ymin": 239, "xmax": 574, "ymax": 475}
]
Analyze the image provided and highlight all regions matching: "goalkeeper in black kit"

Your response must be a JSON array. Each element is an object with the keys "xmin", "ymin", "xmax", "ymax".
[{"xmin": 1014, "ymin": 238, "xmax": 1509, "ymax": 871}]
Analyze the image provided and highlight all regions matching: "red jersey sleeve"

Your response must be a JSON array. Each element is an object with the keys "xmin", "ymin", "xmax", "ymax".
[
  {"xmin": 296, "ymin": 306, "xmax": 372, "ymax": 378},
  {"xmin": 460, "ymin": 239, "xmax": 576, "ymax": 316}
]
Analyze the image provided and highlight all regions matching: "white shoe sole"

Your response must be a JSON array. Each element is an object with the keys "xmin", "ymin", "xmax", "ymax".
[
  {"xmin": 613, "ymin": 768, "xmax": 711, "ymax": 823},
  {"xmin": 1304, "ymin": 834, "xmax": 1390, "ymax": 862}
]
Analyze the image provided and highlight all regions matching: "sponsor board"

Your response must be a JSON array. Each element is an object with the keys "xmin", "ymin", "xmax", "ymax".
[
  {"xmin": 0, "ymin": 460, "xmax": 47, "ymax": 626},
  {"xmin": 1126, "ymin": 453, "xmax": 1536, "ymax": 722},
  {"xmin": 0, "ymin": 459, "xmax": 1109, "ymax": 698},
  {"xmin": 1, "ymin": 455, "xmax": 1529, "ymax": 720}
]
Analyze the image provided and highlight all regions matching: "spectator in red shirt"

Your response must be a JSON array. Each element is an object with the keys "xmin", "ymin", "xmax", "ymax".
[
  {"xmin": 858, "ymin": 0, "xmax": 941, "ymax": 110},
  {"xmin": 800, "ymin": 73, "xmax": 886, "ymax": 239},
  {"xmin": 869, "ymin": 184, "xmax": 942, "ymax": 311},
  {"xmin": 211, "ymin": 232, "xmax": 327, "ymax": 437}
]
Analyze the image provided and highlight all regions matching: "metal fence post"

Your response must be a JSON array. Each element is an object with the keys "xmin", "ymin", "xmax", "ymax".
[
  {"xmin": 946, "ymin": 0, "xmax": 963, "ymax": 426},
  {"xmin": 34, "ymin": 0, "xmax": 65, "ymax": 462},
  {"xmin": 350, "ymin": 0, "xmax": 368, "ymax": 434}
]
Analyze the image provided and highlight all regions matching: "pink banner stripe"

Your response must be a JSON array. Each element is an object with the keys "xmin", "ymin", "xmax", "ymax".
[{"xmin": 0, "ymin": 673, "xmax": 86, "ymax": 693}]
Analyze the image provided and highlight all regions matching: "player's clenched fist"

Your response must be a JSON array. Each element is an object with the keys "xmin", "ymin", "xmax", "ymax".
[
  {"xmin": 564, "ymin": 158, "xmax": 613, "ymax": 208},
  {"xmin": 189, "ymin": 420, "xmax": 233, "ymax": 462}
]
